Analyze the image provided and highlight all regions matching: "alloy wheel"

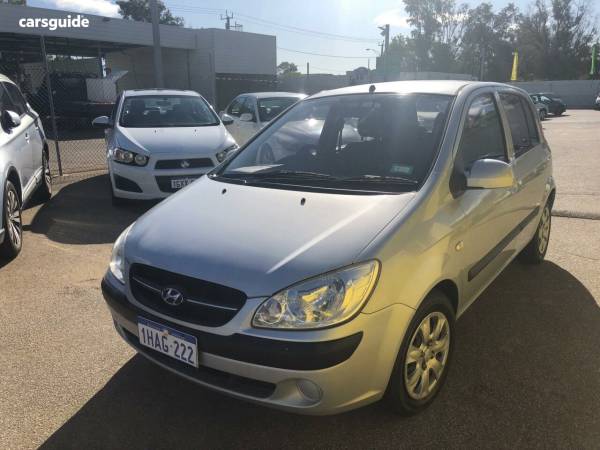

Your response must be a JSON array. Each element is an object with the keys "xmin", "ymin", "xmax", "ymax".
[
  {"xmin": 5, "ymin": 189, "xmax": 22, "ymax": 248},
  {"xmin": 538, "ymin": 206, "xmax": 551, "ymax": 254},
  {"xmin": 404, "ymin": 311, "xmax": 451, "ymax": 400}
]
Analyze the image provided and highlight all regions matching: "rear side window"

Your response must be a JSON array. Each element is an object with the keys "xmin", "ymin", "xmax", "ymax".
[
  {"xmin": 500, "ymin": 93, "xmax": 539, "ymax": 157},
  {"xmin": 457, "ymin": 94, "xmax": 507, "ymax": 169},
  {"xmin": 3, "ymin": 83, "xmax": 28, "ymax": 116}
]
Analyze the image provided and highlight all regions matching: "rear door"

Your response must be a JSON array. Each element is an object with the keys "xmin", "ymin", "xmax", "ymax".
[{"xmin": 0, "ymin": 82, "xmax": 34, "ymax": 192}]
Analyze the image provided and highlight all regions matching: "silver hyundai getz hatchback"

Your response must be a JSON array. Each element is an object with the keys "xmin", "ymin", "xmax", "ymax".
[{"xmin": 101, "ymin": 81, "xmax": 554, "ymax": 415}]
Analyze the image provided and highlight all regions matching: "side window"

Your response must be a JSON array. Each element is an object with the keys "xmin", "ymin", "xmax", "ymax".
[
  {"xmin": 227, "ymin": 96, "xmax": 245, "ymax": 117},
  {"xmin": 499, "ymin": 93, "xmax": 539, "ymax": 157},
  {"xmin": 240, "ymin": 97, "xmax": 256, "ymax": 119},
  {"xmin": 457, "ymin": 94, "xmax": 507, "ymax": 169},
  {"xmin": 1, "ymin": 83, "xmax": 26, "ymax": 116},
  {"xmin": 3, "ymin": 83, "xmax": 27, "ymax": 116}
]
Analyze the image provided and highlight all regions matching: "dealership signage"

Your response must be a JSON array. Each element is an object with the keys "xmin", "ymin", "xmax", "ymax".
[{"xmin": 18, "ymin": 14, "xmax": 90, "ymax": 31}]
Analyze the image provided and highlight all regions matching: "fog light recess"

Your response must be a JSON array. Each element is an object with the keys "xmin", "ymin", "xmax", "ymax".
[{"xmin": 296, "ymin": 379, "xmax": 322, "ymax": 402}]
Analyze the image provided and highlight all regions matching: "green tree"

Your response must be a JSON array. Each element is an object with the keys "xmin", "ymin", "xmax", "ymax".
[
  {"xmin": 517, "ymin": 0, "xmax": 597, "ymax": 80},
  {"xmin": 401, "ymin": 0, "xmax": 467, "ymax": 72},
  {"xmin": 459, "ymin": 3, "xmax": 519, "ymax": 81},
  {"xmin": 116, "ymin": 0, "xmax": 184, "ymax": 26},
  {"xmin": 277, "ymin": 62, "xmax": 299, "ymax": 75}
]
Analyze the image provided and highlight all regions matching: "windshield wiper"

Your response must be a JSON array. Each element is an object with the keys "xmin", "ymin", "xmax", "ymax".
[
  {"xmin": 340, "ymin": 174, "xmax": 419, "ymax": 185},
  {"xmin": 249, "ymin": 170, "xmax": 337, "ymax": 179}
]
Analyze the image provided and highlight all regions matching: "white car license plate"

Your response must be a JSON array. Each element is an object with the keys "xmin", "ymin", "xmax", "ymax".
[
  {"xmin": 137, "ymin": 317, "xmax": 198, "ymax": 368},
  {"xmin": 171, "ymin": 178, "xmax": 196, "ymax": 189}
]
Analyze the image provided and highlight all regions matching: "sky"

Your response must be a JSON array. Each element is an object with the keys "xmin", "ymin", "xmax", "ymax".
[{"xmin": 29, "ymin": 0, "xmax": 546, "ymax": 74}]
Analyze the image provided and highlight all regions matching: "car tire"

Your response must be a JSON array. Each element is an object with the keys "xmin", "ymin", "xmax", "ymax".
[
  {"xmin": 35, "ymin": 150, "xmax": 52, "ymax": 202},
  {"xmin": 384, "ymin": 290, "xmax": 455, "ymax": 415},
  {"xmin": 539, "ymin": 110, "xmax": 546, "ymax": 121},
  {"xmin": 518, "ymin": 202, "xmax": 551, "ymax": 264},
  {"xmin": 0, "ymin": 181, "xmax": 23, "ymax": 259}
]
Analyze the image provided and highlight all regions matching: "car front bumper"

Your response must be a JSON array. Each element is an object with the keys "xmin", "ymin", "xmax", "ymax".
[
  {"xmin": 101, "ymin": 272, "xmax": 415, "ymax": 415},
  {"xmin": 108, "ymin": 158, "xmax": 214, "ymax": 200}
]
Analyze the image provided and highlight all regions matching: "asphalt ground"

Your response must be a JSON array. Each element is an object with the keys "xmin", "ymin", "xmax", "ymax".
[{"xmin": 1, "ymin": 110, "xmax": 599, "ymax": 449}]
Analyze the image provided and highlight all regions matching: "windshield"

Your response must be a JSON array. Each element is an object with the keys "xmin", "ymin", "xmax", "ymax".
[
  {"xmin": 216, "ymin": 93, "xmax": 453, "ymax": 193},
  {"xmin": 120, "ymin": 95, "xmax": 219, "ymax": 128},
  {"xmin": 258, "ymin": 97, "xmax": 301, "ymax": 122}
]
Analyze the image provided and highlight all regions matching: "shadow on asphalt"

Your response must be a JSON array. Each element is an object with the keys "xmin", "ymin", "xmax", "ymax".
[
  {"xmin": 40, "ymin": 261, "xmax": 600, "ymax": 449},
  {"xmin": 25, "ymin": 175, "xmax": 158, "ymax": 245}
]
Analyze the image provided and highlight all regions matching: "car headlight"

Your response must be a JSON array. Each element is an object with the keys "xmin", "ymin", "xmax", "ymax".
[
  {"xmin": 252, "ymin": 261, "xmax": 380, "ymax": 329},
  {"xmin": 216, "ymin": 143, "xmax": 239, "ymax": 163},
  {"xmin": 109, "ymin": 224, "xmax": 133, "ymax": 284},
  {"xmin": 112, "ymin": 148, "xmax": 148, "ymax": 166}
]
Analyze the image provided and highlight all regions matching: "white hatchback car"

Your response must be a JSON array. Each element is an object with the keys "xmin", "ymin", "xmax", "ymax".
[
  {"xmin": 220, "ymin": 92, "xmax": 306, "ymax": 145},
  {"xmin": 93, "ymin": 89, "xmax": 238, "ymax": 204}
]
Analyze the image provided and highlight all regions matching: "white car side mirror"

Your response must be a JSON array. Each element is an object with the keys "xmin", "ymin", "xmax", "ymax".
[{"xmin": 466, "ymin": 158, "xmax": 515, "ymax": 189}]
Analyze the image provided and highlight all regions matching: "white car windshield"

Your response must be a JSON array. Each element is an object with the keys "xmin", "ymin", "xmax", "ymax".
[
  {"xmin": 215, "ymin": 93, "xmax": 453, "ymax": 193},
  {"xmin": 120, "ymin": 95, "xmax": 219, "ymax": 128}
]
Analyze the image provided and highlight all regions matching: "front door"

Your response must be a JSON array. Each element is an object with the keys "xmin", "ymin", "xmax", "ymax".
[
  {"xmin": 451, "ymin": 91, "xmax": 519, "ymax": 307},
  {"xmin": 0, "ymin": 82, "xmax": 34, "ymax": 190}
]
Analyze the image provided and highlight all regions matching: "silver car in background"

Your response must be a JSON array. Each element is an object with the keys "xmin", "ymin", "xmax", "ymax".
[
  {"xmin": 0, "ymin": 74, "xmax": 52, "ymax": 260},
  {"xmin": 220, "ymin": 92, "xmax": 306, "ymax": 145},
  {"xmin": 93, "ymin": 89, "xmax": 238, "ymax": 204},
  {"xmin": 102, "ymin": 81, "xmax": 554, "ymax": 415}
]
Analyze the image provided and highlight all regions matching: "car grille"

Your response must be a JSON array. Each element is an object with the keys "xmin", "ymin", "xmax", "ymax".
[
  {"xmin": 129, "ymin": 264, "xmax": 247, "ymax": 327},
  {"xmin": 155, "ymin": 175, "xmax": 201, "ymax": 193},
  {"xmin": 155, "ymin": 158, "xmax": 214, "ymax": 170}
]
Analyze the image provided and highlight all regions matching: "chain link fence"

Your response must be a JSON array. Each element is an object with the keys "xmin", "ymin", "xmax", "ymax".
[{"xmin": 0, "ymin": 40, "xmax": 111, "ymax": 176}]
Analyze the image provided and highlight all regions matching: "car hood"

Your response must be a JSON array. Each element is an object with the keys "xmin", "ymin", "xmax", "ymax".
[
  {"xmin": 116, "ymin": 125, "xmax": 233, "ymax": 155},
  {"xmin": 126, "ymin": 177, "xmax": 415, "ymax": 297}
]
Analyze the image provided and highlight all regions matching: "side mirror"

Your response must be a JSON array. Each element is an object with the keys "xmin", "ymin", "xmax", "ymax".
[
  {"xmin": 466, "ymin": 159, "xmax": 515, "ymax": 189},
  {"xmin": 221, "ymin": 114, "xmax": 234, "ymax": 125},
  {"xmin": 239, "ymin": 112, "xmax": 255, "ymax": 123},
  {"xmin": 2, "ymin": 110, "xmax": 21, "ymax": 129},
  {"xmin": 92, "ymin": 115, "xmax": 112, "ymax": 129}
]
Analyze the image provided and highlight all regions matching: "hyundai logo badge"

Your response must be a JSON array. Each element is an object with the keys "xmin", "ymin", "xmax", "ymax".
[{"xmin": 161, "ymin": 287, "xmax": 185, "ymax": 306}]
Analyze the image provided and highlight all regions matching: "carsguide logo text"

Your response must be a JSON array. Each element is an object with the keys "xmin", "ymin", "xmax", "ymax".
[{"xmin": 19, "ymin": 15, "xmax": 90, "ymax": 31}]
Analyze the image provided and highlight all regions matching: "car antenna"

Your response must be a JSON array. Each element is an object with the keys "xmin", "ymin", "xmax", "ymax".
[{"xmin": 369, "ymin": 85, "xmax": 376, "ymax": 94}]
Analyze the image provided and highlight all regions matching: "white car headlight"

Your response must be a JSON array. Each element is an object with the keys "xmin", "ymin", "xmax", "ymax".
[
  {"xmin": 112, "ymin": 148, "xmax": 148, "ymax": 166},
  {"xmin": 252, "ymin": 261, "xmax": 380, "ymax": 329},
  {"xmin": 216, "ymin": 143, "xmax": 239, "ymax": 163},
  {"xmin": 109, "ymin": 224, "xmax": 133, "ymax": 284}
]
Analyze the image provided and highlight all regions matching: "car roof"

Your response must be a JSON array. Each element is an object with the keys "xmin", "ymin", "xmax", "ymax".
[
  {"xmin": 123, "ymin": 89, "xmax": 201, "ymax": 97},
  {"xmin": 241, "ymin": 92, "xmax": 307, "ymax": 99},
  {"xmin": 307, "ymin": 80, "xmax": 518, "ymax": 99}
]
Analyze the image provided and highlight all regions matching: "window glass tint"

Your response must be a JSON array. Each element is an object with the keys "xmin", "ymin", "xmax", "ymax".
[
  {"xmin": 219, "ymin": 93, "xmax": 453, "ymax": 193},
  {"xmin": 227, "ymin": 97, "xmax": 245, "ymax": 117},
  {"xmin": 500, "ymin": 93, "xmax": 538, "ymax": 157},
  {"xmin": 119, "ymin": 95, "xmax": 218, "ymax": 128},
  {"xmin": 240, "ymin": 97, "xmax": 255, "ymax": 117},
  {"xmin": 258, "ymin": 97, "xmax": 299, "ymax": 122},
  {"xmin": 458, "ymin": 94, "xmax": 506, "ymax": 168},
  {"xmin": 2, "ymin": 83, "xmax": 27, "ymax": 115}
]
